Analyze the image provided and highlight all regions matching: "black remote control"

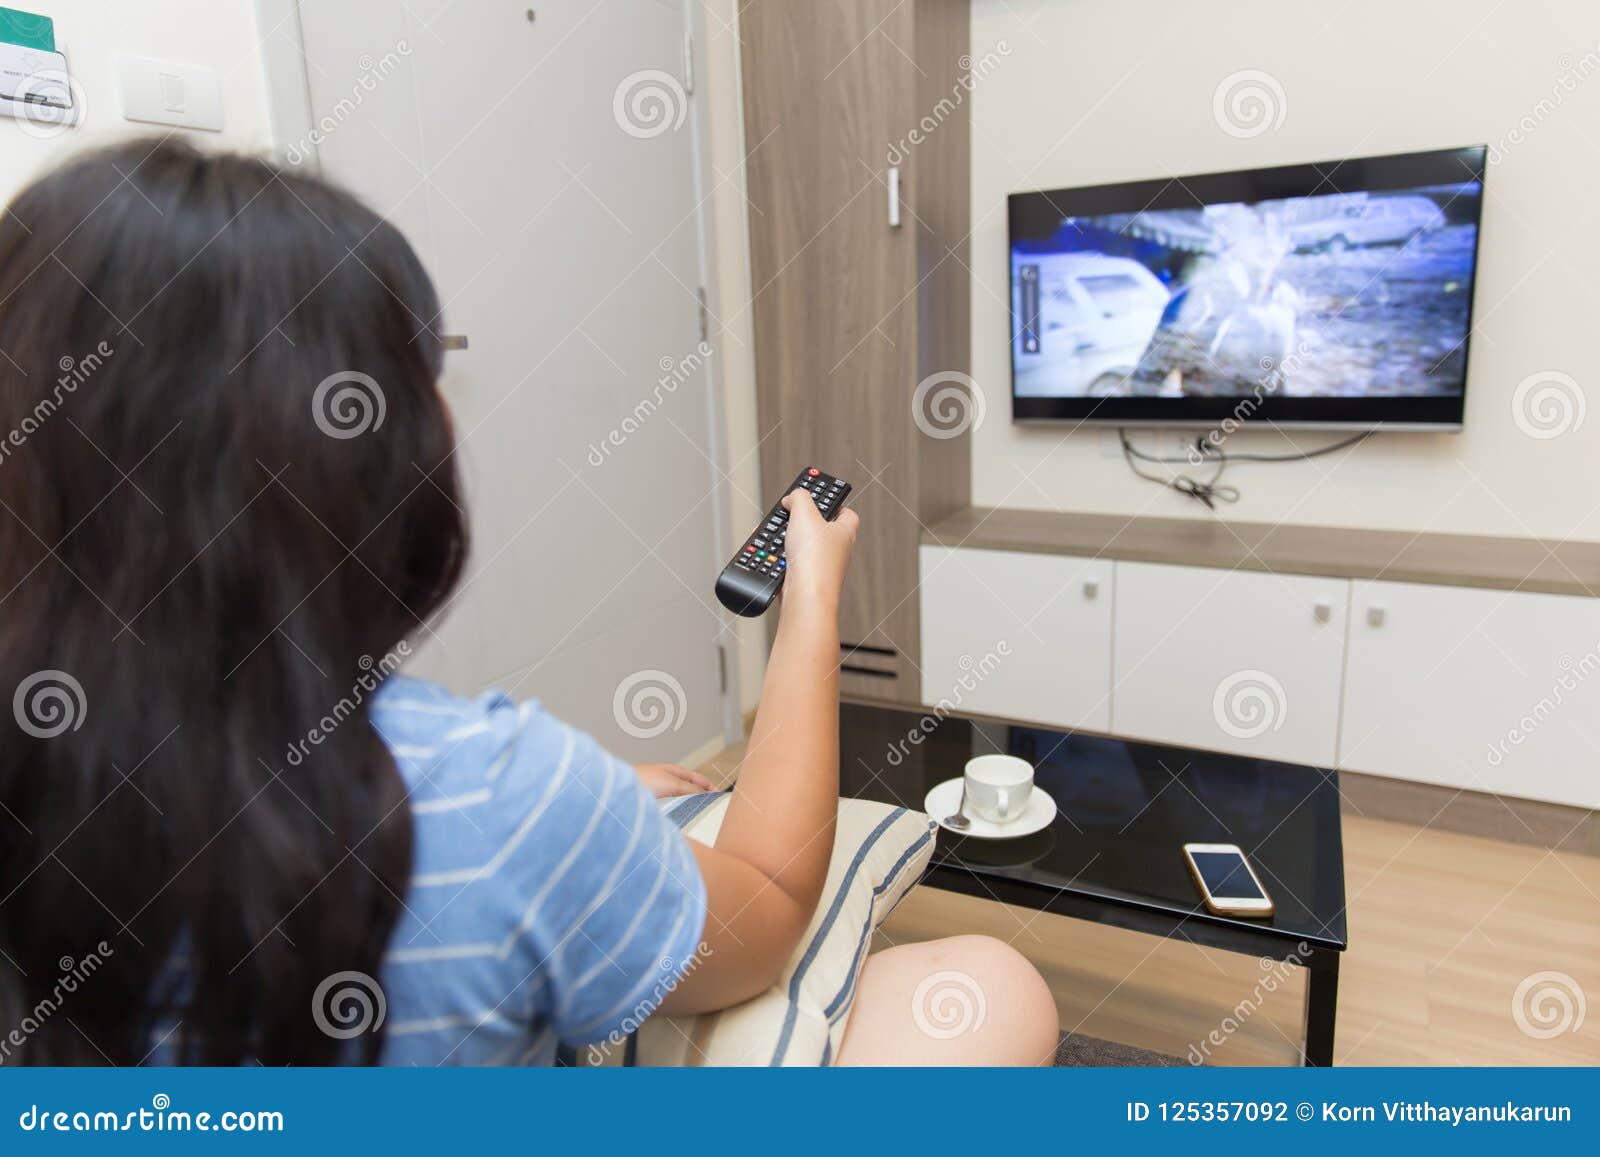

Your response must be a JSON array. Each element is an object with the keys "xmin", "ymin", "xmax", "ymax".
[{"xmin": 715, "ymin": 467, "xmax": 853, "ymax": 618}]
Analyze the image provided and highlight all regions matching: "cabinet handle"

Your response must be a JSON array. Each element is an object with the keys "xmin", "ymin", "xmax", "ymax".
[
  {"xmin": 1367, "ymin": 605, "xmax": 1386, "ymax": 628},
  {"xmin": 1083, "ymin": 577, "xmax": 1099, "ymax": 600},
  {"xmin": 887, "ymin": 166, "xmax": 901, "ymax": 229}
]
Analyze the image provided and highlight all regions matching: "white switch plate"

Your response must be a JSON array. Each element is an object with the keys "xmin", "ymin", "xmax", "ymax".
[{"xmin": 115, "ymin": 54, "xmax": 222, "ymax": 132}]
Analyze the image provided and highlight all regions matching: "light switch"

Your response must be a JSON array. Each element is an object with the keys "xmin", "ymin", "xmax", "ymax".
[
  {"xmin": 115, "ymin": 54, "xmax": 221, "ymax": 132},
  {"xmin": 160, "ymin": 71, "xmax": 185, "ymax": 113}
]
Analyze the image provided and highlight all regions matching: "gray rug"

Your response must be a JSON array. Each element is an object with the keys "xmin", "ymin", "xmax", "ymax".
[{"xmin": 1053, "ymin": 1031, "xmax": 1186, "ymax": 1067}]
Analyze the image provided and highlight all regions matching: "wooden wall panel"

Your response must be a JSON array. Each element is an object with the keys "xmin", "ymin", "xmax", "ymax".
[{"xmin": 741, "ymin": 0, "xmax": 971, "ymax": 702}]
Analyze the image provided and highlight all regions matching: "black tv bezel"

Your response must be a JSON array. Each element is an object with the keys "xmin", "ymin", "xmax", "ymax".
[{"xmin": 1007, "ymin": 146, "xmax": 1488, "ymax": 429}]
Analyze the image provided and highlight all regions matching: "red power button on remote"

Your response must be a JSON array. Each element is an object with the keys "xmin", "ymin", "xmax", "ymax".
[{"xmin": 807, "ymin": 467, "xmax": 820, "ymax": 476}]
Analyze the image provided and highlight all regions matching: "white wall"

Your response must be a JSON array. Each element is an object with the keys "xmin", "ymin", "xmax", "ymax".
[
  {"xmin": 703, "ymin": 0, "xmax": 768, "ymax": 712},
  {"xmin": 0, "ymin": 0, "xmax": 272, "ymax": 200},
  {"xmin": 969, "ymin": 0, "xmax": 1600, "ymax": 540}
]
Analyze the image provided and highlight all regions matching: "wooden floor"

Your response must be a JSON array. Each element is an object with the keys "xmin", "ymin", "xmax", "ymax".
[{"xmin": 696, "ymin": 743, "xmax": 1600, "ymax": 1066}]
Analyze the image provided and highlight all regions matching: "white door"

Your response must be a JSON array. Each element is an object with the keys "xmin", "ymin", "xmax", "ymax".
[
  {"xmin": 1112, "ymin": 561, "xmax": 1349, "ymax": 766},
  {"xmin": 1341, "ymin": 581, "xmax": 1600, "ymax": 809},
  {"xmin": 919, "ymin": 546, "xmax": 1112, "ymax": 732},
  {"xmin": 291, "ymin": 0, "xmax": 733, "ymax": 762}
]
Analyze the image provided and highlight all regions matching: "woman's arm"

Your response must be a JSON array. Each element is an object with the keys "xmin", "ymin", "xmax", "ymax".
[{"xmin": 661, "ymin": 488, "xmax": 858, "ymax": 1013}]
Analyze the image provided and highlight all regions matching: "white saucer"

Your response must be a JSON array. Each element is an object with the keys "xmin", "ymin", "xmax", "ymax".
[{"xmin": 923, "ymin": 777, "xmax": 1057, "ymax": 840}]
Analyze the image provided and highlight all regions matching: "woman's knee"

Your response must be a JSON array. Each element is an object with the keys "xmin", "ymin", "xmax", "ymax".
[
  {"xmin": 923, "ymin": 935, "xmax": 1059, "ymax": 1063},
  {"xmin": 840, "ymin": 933, "xmax": 1059, "ymax": 1065}
]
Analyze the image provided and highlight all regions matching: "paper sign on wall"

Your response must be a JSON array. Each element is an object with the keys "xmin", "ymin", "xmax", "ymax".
[
  {"xmin": 0, "ymin": 5, "xmax": 78, "ymax": 129},
  {"xmin": 0, "ymin": 5, "xmax": 54, "ymax": 52},
  {"xmin": 0, "ymin": 41, "xmax": 70, "ymax": 108}
]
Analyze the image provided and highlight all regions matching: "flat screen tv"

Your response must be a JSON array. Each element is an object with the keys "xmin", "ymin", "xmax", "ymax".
[{"xmin": 1008, "ymin": 146, "xmax": 1486, "ymax": 428}]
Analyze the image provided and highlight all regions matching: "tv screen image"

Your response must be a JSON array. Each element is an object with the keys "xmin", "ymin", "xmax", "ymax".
[{"xmin": 1008, "ymin": 147, "xmax": 1486, "ymax": 428}]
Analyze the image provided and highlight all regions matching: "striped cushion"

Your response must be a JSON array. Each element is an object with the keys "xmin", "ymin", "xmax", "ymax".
[{"xmin": 633, "ymin": 792, "xmax": 936, "ymax": 1066}]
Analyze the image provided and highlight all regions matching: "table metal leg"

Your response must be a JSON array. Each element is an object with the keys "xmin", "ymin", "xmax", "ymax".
[{"xmin": 1301, "ymin": 948, "xmax": 1340, "ymax": 1066}]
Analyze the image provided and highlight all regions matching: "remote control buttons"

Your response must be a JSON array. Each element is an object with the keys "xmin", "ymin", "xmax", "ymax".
[{"xmin": 720, "ymin": 471, "xmax": 849, "ymax": 609}]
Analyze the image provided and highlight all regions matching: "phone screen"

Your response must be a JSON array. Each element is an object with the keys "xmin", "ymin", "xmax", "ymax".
[{"xmin": 1190, "ymin": 850, "xmax": 1265, "ymax": 900}]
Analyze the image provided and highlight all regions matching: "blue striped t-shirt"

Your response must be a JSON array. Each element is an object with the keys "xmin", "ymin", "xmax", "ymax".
[{"xmin": 369, "ymin": 676, "xmax": 708, "ymax": 1065}]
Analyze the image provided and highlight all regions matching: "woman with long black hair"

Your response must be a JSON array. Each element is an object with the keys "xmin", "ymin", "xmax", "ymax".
[{"xmin": 0, "ymin": 139, "xmax": 1055, "ymax": 1066}]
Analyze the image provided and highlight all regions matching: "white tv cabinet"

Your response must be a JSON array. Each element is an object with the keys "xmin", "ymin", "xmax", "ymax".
[{"xmin": 919, "ymin": 508, "xmax": 1600, "ymax": 812}]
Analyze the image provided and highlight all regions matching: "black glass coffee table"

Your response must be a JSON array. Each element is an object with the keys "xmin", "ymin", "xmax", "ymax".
[{"xmin": 838, "ymin": 702, "xmax": 1347, "ymax": 1066}]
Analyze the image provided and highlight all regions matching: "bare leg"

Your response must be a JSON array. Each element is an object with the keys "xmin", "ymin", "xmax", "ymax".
[{"xmin": 835, "ymin": 935, "xmax": 1059, "ymax": 1066}]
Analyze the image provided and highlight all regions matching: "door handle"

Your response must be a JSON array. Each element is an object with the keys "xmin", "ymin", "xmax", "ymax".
[
  {"xmin": 440, "ymin": 334, "xmax": 469, "ymax": 351},
  {"xmin": 887, "ymin": 165, "xmax": 901, "ymax": 229}
]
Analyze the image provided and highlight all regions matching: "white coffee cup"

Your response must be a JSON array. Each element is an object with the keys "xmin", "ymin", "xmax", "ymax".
[{"xmin": 963, "ymin": 754, "xmax": 1034, "ymax": 825}]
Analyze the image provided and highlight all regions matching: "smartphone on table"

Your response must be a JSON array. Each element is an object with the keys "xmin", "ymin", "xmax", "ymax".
[{"xmin": 1182, "ymin": 843, "xmax": 1274, "ymax": 918}]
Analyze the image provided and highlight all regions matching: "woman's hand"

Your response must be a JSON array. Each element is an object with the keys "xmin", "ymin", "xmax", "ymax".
[
  {"xmin": 634, "ymin": 763, "xmax": 716, "ymax": 799},
  {"xmin": 664, "ymin": 488, "xmax": 855, "ymax": 1016},
  {"xmin": 778, "ymin": 488, "xmax": 859, "ymax": 613}
]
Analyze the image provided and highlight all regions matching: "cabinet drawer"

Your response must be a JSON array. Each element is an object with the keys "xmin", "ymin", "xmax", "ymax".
[
  {"xmin": 1112, "ymin": 561, "xmax": 1349, "ymax": 766},
  {"xmin": 919, "ymin": 546, "xmax": 1112, "ymax": 731},
  {"xmin": 1341, "ymin": 580, "xmax": 1600, "ymax": 808}
]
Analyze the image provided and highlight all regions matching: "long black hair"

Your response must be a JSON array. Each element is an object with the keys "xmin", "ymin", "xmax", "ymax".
[{"xmin": 0, "ymin": 138, "xmax": 467, "ymax": 1064}]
